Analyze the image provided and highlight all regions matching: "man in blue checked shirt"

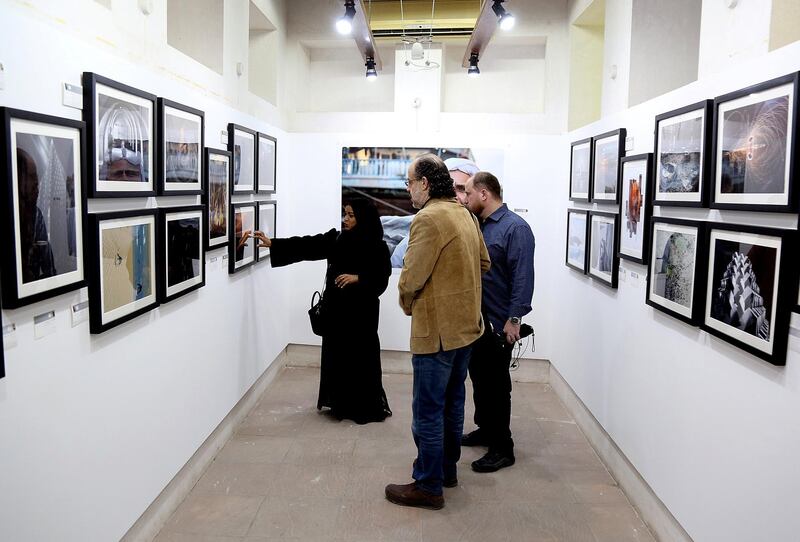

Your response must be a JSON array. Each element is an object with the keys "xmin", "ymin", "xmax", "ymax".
[{"xmin": 462, "ymin": 171, "xmax": 535, "ymax": 473}]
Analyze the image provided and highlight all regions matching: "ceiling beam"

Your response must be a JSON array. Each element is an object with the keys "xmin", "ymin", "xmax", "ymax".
[
  {"xmin": 462, "ymin": 0, "xmax": 506, "ymax": 67},
  {"xmin": 352, "ymin": 0, "xmax": 383, "ymax": 70}
]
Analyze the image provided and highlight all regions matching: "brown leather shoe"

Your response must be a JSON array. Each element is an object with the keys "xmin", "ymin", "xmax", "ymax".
[{"xmin": 385, "ymin": 482, "xmax": 444, "ymax": 510}]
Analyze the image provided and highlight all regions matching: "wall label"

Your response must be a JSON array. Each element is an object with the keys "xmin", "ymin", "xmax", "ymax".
[
  {"xmin": 62, "ymin": 82, "xmax": 83, "ymax": 109},
  {"xmin": 71, "ymin": 301, "xmax": 90, "ymax": 327},
  {"xmin": 33, "ymin": 311, "xmax": 56, "ymax": 340}
]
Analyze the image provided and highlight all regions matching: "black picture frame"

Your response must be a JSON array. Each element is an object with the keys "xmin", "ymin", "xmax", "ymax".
[
  {"xmin": 157, "ymin": 98, "xmax": 204, "ymax": 196},
  {"xmin": 587, "ymin": 210, "xmax": 619, "ymax": 288},
  {"xmin": 618, "ymin": 153, "xmax": 653, "ymax": 265},
  {"xmin": 591, "ymin": 128, "xmax": 626, "ymax": 204},
  {"xmin": 701, "ymin": 222, "xmax": 797, "ymax": 365},
  {"xmin": 82, "ymin": 72, "xmax": 157, "ymax": 198},
  {"xmin": 652, "ymin": 100, "xmax": 713, "ymax": 208},
  {"xmin": 569, "ymin": 137, "xmax": 592, "ymax": 202},
  {"xmin": 227, "ymin": 123, "xmax": 256, "ymax": 195},
  {"xmin": 256, "ymin": 133, "xmax": 277, "ymax": 194},
  {"xmin": 202, "ymin": 148, "xmax": 231, "ymax": 250},
  {"xmin": 158, "ymin": 205, "xmax": 206, "ymax": 303},
  {"xmin": 88, "ymin": 209, "xmax": 159, "ymax": 333},
  {"xmin": 710, "ymin": 72, "xmax": 799, "ymax": 213},
  {"xmin": 256, "ymin": 201, "xmax": 277, "ymax": 262},
  {"xmin": 0, "ymin": 107, "xmax": 88, "ymax": 309},
  {"xmin": 565, "ymin": 208, "xmax": 589, "ymax": 273},
  {"xmin": 0, "ymin": 296, "xmax": 5, "ymax": 379},
  {"xmin": 646, "ymin": 217, "xmax": 707, "ymax": 326},
  {"xmin": 229, "ymin": 202, "xmax": 257, "ymax": 274}
]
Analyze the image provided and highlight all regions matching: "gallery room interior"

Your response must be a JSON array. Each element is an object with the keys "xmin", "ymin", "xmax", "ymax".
[{"xmin": 1, "ymin": 0, "xmax": 799, "ymax": 540}]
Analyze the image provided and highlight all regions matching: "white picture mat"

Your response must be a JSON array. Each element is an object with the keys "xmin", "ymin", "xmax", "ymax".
[
  {"xmin": 208, "ymin": 154, "xmax": 230, "ymax": 245},
  {"xmin": 619, "ymin": 158, "xmax": 648, "ymax": 260},
  {"xmin": 234, "ymin": 207, "xmax": 256, "ymax": 269},
  {"xmin": 592, "ymin": 134, "xmax": 620, "ymax": 200},
  {"xmin": 655, "ymin": 108, "xmax": 705, "ymax": 202},
  {"xmin": 589, "ymin": 214, "xmax": 615, "ymax": 281},
  {"xmin": 648, "ymin": 223, "xmax": 699, "ymax": 318},
  {"xmin": 163, "ymin": 105, "xmax": 202, "ymax": 192},
  {"xmin": 164, "ymin": 210, "xmax": 204, "ymax": 297},
  {"xmin": 233, "ymin": 129, "xmax": 255, "ymax": 191},
  {"xmin": 714, "ymin": 82, "xmax": 794, "ymax": 206},
  {"xmin": 566, "ymin": 212, "xmax": 587, "ymax": 268},
  {"xmin": 570, "ymin": 142, "xmax": 591, "ymax": 198},
  {"xmin": 704, "ymin": 229, "xmax": 782, "ymax": 354},
  {"xmin": 98, "ymin": 215, "xmax": 157, "ymax": 324},
  {"xmin": 95, "ymin": 83, "xmax": 154, "ymax": 192},
  {"xmin": 10, "ymin": 118, "xmax": 85, "ymax": 298},
  {"xmin": 258, "ymin": 136, "xmax": 276, "ymax": 191}
]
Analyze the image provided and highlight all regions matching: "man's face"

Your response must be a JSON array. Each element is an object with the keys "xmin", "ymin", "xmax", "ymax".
[
  {"xmin": 107, "ymin": 158, "xmax": 142, "ymax": 182},
  {"xmin": 451, "ymin": 169, "xmax": 470, "ymax": 206},
  {"xmin": 406, "ymin": 163, "xmax": 429, "ymax": 210},
  {"xmin": 464, "ymin": 177, "xmax": 483, "ymax": 215}
]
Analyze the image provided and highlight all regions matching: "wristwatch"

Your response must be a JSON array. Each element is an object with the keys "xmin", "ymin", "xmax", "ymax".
[{"xmin": 509, "ymin": 316, "xmax": 521, "ymax": 325}]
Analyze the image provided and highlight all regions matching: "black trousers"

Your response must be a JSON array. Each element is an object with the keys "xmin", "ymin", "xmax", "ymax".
[{"xmin": 468, "ymin": 326, "xmax": 513, "ymax": 454}]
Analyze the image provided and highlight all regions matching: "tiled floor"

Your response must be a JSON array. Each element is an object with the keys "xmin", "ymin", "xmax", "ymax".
[{"xmin": 154, "ymin": 367, "xmax": 655, "ymax": 542}]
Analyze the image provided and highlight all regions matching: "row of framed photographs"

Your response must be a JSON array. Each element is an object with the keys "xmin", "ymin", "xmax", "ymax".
[
  {"xmin": 570, "ymin": 71, "xmax": 800, "ymax": 212},
  {"xmin": 83, "ymin": 72, "xmax": 277, "ymax": 197},
  {"xmin": 566, "ymin": 210, "xmax": 798, "ymax": 365}
]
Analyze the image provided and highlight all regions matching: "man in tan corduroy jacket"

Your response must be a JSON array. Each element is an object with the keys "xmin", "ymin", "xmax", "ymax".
[{"xmin": 385, "ymin": 154, "xmax": 490, "ymax": 511}]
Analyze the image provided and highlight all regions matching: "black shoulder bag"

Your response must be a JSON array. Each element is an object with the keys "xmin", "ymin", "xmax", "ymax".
[{"xmin": 307, "ymin": 266, "xmax": 329, "ymax": 336}]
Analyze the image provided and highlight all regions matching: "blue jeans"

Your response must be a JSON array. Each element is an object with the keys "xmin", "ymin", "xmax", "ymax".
[{"xmin": 411, "ymin": 345, "xmax": 472, "ymax": 495}]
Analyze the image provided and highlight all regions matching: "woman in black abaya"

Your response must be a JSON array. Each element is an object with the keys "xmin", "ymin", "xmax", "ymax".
[{"xmin": 253, "ymin": 199, "xmax": 392, "ymax": 424}]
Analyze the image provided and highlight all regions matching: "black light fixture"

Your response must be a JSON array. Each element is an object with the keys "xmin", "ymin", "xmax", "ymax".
[
  {"xmin": 467, "ymin": 52, "xmax": 480, "ymax": 77},
  {"xmin": 491, "ymin": 0, "xmax": 516, "ymax": 30},
  {"xmin": 365, "ymin": 57, "xmax": 378, "ymax": 81},
  {"xmin": 336, "ymin": 0, "xmax": 356, "ymax": 35}
]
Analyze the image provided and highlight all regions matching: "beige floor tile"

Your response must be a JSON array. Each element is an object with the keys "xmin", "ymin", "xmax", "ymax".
[
  {"xmin": 164, "ymin": 493, "xmax": 263, "ymax": 537},
  {"xmin": 193, "ymin": 461, "xmax": 283, "ymax": 497},
  {"xmin": 153, "ymin": 367, "xmax": 656, "ymax": 542},
  {"xmin": 585, "ymin": 504, "xmax": 656, "ymax": 542}
]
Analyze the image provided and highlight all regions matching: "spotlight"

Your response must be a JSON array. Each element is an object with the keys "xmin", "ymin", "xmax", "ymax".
[
  {"xmin": 491, "ymin": 0, "xmax": 515, "ymax": 30},
  {"xmin": 336, "ymin": 0, "xmax": 356, "ymax": 35},
  {"xmin": 467, "ymin": 53, "xmax": 480, "ymax": 77},
  {"xmin": 365, "ymin": 57, "xmax": 378, "ymax": 81}
]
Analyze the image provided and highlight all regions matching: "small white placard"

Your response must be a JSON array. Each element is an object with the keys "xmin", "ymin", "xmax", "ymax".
[
  {"xmin": 71, "ymin": 301, "xmax": 89, "ymax": 327},
  {"xmin": 62, "ymin": 82, "xmax": 83, "ymax": 109},
  {"xmin": 2, "ymin": 322, "xmax": 17, "ymax": 349},
  {"xmin": 222, "ymin": 254, "xmax": 229, "ymax": 260},
  {"xmin": 209, "ymin": 256, "xmax": 218, "ymax": 263},
  {"xmin": 33, "ymin": 311, "xmax": 56, "ymax": 339},
  {"xmin": 619, "ymin": 268, "xmax": 627, "ymax": 282},
  {"xmin": 0, "ymin": 62, "xmax": 5, "ymax": 90},
  {"xmin": 513, "ymin": 208, "xmax": 528, "ymax": 213},
  {"xmin": 625, "ymin": 136, "xmax": 634, "ymax": 152},
  {"xmin": 220, "ymin": 130, "xmax": 228, "ymax": 145},
  {"xmin": 630, "ymin": 271, "xmax": 639, "ymax": 280}
]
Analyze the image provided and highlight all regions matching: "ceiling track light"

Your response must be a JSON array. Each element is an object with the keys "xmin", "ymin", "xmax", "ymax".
[
  {"xmin": 336, "ymin": 0, "xmax": 356, "ymax": 35},
  {"xmin": 491, "ymin": 0, "xmax": 516, "ymax": 31},
  {"xmin": 365, "ymin": 57, "xmax": 378, "ymax": 81},
  {"xmin": 467, "ymin": 52, "xmax": 480, "ymax": 77}
]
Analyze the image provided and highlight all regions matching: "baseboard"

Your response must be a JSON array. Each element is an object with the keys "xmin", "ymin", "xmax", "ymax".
[
  {"xmin": 286, "ymin": 343, "xmax": 549, "ymax": 383},
  {"xmin": 547, "ymin": 364, "xmax": 693, "ymax": 542},
  {"xmin": 120, "ymin": 349, "xmax": 289, "ymax": 542}
]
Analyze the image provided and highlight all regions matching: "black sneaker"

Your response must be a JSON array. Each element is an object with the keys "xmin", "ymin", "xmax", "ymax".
[
  {"xmin": 461, "ymin": 429, "xmax": 489, "ymax": 447},
  {"xmin": 443, "ymin": 476, "xmax": 458, "ymax": 488},
  {"xmin": 471, "ymin": 451, "xmax": 515, "ymax": 473}
]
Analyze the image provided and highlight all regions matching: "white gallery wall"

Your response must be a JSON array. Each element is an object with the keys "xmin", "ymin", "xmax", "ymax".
[{"xmin": 0, "ymin": 2, "xmax": 292, "ymax": 541}]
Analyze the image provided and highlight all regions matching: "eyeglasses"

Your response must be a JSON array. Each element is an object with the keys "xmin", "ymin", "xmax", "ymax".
[{"xmin": 404, "ymin": 178, "xmax": 415, "ymax": 187}]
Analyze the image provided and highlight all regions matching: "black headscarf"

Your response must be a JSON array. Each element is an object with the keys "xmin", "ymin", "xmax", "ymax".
[{"xmin": 343, "ymin": 198, "xmax": 384, "ymax": 242}]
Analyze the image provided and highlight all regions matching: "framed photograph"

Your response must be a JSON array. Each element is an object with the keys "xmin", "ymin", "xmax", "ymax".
[
  {"xmin": 569, "ymin": 137, "xmax": 592, "ymax": 201},
  {"xmin": 711, "ymin": 72, "xmax": 799, "ymax": 212},
  {"xmin": 83, "ymin": 72, "xmax": 156, "ymax": 197},
  {"xmin": 257, "ymin": 133, "xmax": 277, "ymax": 193},
  {"xmin": 229, "ymin": 202, "xmax": 257, "ymax": 273},
  {"xmin": 203, "ymin": 148, "xmax": 231, "ymax": 250},
  {"xmin": 646, "ymin": 218, "xmax": 706, "ymax": 325},
  {"xmin": 653, "ymin": 100, "xmax": 712, "ymax": 207},
  {"xmin": 565, "ymin": 209, "xmax": 589, "ymax": 273},
  {"xmin": 592, "ymin": 128, "xmax": 626, "ymax": 203},
  {"xmin": 588, "ymin": 211, "xmax": 619, "ymax": 288},
  {"xmin": 157, "ymin": 98, "xmax": 204, "ymax": 195},
  {"xmin": 88, "ymin": 209, "xmax": 159, "ymax": 334},
  {"xmin": 702, "ymin": 223, "xmax": 797, "ymax": 365},
  {"xmin": 256, "ymin": 201, "xmax": 276, "ymax": 261},
  {"xmin": 228, "ymin": 124, "xmax": 256, "ymax": 194},
  {"xmin": 0, "ymin": 108, "xmax": 86, "ymax": 309},
  {"xmin": 618, "ymin": 153, "xmax": 652, "ymax": 264},
  {"xmin": 158, "ymin": 205, "xmax": 205, "ymax": 303}
]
